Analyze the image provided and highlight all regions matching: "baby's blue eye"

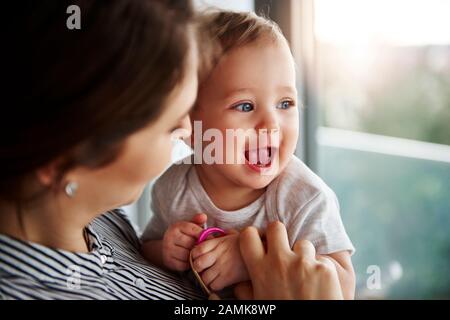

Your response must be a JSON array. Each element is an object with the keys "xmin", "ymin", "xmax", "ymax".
[
  {"xmin": 277, "ymin": 100, "xmax": 294, "ymax": 109},
  {"xmin": 234, "ymin": 102, "xmax": 254, "ymax": 112}
]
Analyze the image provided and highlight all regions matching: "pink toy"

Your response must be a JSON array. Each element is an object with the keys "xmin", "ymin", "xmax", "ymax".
[{"xmin": 196, "ymin": 227, "xmax": 226, "ymax": 244}]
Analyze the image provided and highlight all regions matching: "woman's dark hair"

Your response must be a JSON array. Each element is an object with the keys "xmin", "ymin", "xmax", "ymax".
[{"xmin": 0, "ymin": 0, "xmax": 194, "ymax": 202}]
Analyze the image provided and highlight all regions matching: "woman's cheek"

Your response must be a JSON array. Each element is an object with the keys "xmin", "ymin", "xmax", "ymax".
[
  {"xmin": 148, "ymin": 136, "xmax": 173, "ymax": 176},
  {"xmin": 126, "ymin": 136, "xmax": 172, "ymax": 183}
]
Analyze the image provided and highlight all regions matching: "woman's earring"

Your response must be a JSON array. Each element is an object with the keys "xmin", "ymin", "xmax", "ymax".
[{"xmin": 64, "ymin": 181, "xmax": 79, "ymax": 198}]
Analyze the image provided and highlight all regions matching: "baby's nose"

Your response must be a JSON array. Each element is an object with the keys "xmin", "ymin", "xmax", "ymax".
[{"xmin": 258, "ymin": 111, "xmax": 280, "ymax": 132}]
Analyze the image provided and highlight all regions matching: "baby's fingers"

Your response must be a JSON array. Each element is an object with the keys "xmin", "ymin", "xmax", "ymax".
[
  {"xmin": 169, "ymin": 257, "xmax": 190, "ymax": 271},
  {"xmin": 192, "ymin": 251, "xmax": 218, "ymax": 273},
  {"xmin": 191, "ymin": 237, "xmax": 221, "ymax": 259},
  {"xmin": 201, "ymin": 265, "xmax": 220, "ymax": 288},
  {"xmin": 170, "ymin": 245, "xmax": 190, "ymax": 262},
  {"xmin": 209, "ymin": 271, "xmax": 230, "ymax": 292},
  {"xmin": 173, "ymin": 231, "xmax": 196, "ymax": 249},
  {"xmin": 178, "ymin": 222, "xmax": 204, "ymax": 238}
]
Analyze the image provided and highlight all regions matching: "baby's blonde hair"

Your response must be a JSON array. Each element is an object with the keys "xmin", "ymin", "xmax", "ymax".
[{"xmin": 196, "ymin": 10, "xmax": 289, "ymax": 83}]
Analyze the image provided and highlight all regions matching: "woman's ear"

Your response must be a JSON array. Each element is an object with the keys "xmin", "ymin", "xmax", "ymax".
[{"xmin": 35, "ymin": 162, "xmax": 61, "ymax": 187}]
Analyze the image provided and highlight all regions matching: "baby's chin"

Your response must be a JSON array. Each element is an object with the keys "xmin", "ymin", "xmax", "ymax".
[
  {"xmin": 234, "ymin": 166, "xmax": 281, "ymax": 190},
  {"xmin": 241, "ymin": 176, "xmax": 277, "ymax": 190}
]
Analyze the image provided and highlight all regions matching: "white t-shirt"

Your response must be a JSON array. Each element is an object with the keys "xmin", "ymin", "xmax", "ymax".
[{"xmin": 142, "ymin": 155, "xmax": 355, "ymax": 255}]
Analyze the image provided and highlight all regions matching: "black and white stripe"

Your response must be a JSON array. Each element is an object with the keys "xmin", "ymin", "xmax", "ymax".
[{"xmin": 0, "ymin": 209, "xmax": 205, "ymax": 300}]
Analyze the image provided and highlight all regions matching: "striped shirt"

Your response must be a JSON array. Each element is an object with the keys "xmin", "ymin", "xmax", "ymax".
[{"xmin": 0, "ymin": 209, "xmax": 206, "ymax": 300}]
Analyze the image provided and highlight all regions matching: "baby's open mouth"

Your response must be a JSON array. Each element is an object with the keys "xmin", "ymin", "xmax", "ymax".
[{"xmin": 244, "ymin": 147, "xmax": 278, "ymax": 168}]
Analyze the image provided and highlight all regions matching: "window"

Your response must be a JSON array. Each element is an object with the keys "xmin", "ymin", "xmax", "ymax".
[{"xmin": 314, "ymin": 0, "xmax": 450, "ymax": 298}]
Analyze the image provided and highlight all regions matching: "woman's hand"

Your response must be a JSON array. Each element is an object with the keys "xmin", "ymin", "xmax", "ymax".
[
  {"xmin": 235, "ymin": 221, "xmax": 344, "ymax": 300},
  {"xmin": 191, "ymin": 230, "xmax": 249, "ymax": 291}
]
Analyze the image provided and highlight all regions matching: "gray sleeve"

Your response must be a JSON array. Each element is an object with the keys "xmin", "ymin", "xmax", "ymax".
[
  {"xmin": 288, "ymin": 190, "xmax": 355, "ymax": 255},
  {"xmin": 140, "ymin": 185, "xmax": 169, "ymax": 242}
]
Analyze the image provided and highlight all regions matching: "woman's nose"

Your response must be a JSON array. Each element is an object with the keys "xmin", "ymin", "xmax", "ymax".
[
  {"xmin": 180, "ymin": 115, "xmax": 192, "ymax": 139},
  {"xmin": 171, "ymin": 115, "xmax": 192, "ymax": 140}
]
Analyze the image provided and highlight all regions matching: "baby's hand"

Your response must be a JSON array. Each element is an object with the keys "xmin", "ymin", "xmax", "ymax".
[
  {"xmin": 191, "ymin": 230, "xmax": 249, "ymax": 291},
  {"xmin": 162, "ymin": 214, "xmax": 206, "ymax": 271}
]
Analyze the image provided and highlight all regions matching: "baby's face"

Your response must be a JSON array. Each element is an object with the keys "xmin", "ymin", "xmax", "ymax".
[{"xmin": 193, "ymin": 37, "xmax": 299, "ymax": 189}]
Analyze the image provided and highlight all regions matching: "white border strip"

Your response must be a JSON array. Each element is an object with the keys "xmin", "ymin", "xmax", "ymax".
[{"xmin": 317, "ymin": 127, "xmax": 450, "ymax": 164}]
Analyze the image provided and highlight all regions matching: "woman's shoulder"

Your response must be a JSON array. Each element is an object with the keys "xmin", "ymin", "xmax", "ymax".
[
  {"xmin": 90, "ymin": 209, "xmax": 141, "ymax": 250},
  {"xmin": 0, "ymin": 210, "xmax": 205, "ymax": 300}
]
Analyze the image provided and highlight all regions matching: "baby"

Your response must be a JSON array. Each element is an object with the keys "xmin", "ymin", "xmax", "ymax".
[{"xmin": 141, "ymin": 11, "xmax": 355, "ymax": 298}]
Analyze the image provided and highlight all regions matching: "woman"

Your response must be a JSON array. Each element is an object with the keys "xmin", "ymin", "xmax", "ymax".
[{"xmin": 0, "ymin": 0, "xmax": 342, "ymax": 300}]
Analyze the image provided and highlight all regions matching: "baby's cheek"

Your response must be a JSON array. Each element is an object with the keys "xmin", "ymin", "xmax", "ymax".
[
  {"xmin": 284, "ymin": 120, "xmax": 299, "ymax": 147},
  {"xmin": 279, "ymin": 128, "xmax": 298, "ymax": 163}
]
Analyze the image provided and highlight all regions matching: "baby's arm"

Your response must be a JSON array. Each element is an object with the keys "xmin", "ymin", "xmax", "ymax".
[
  {"xmin": 319, "ymin": 251, "xmax": 355, "ymax": 299},
  {"xmin": 190, "ymin": 229, "xmax": 355, "ymax": 298},
  {"xmin": 142, "ymin": 214, "xmax": 207, "ymax": 271}
]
